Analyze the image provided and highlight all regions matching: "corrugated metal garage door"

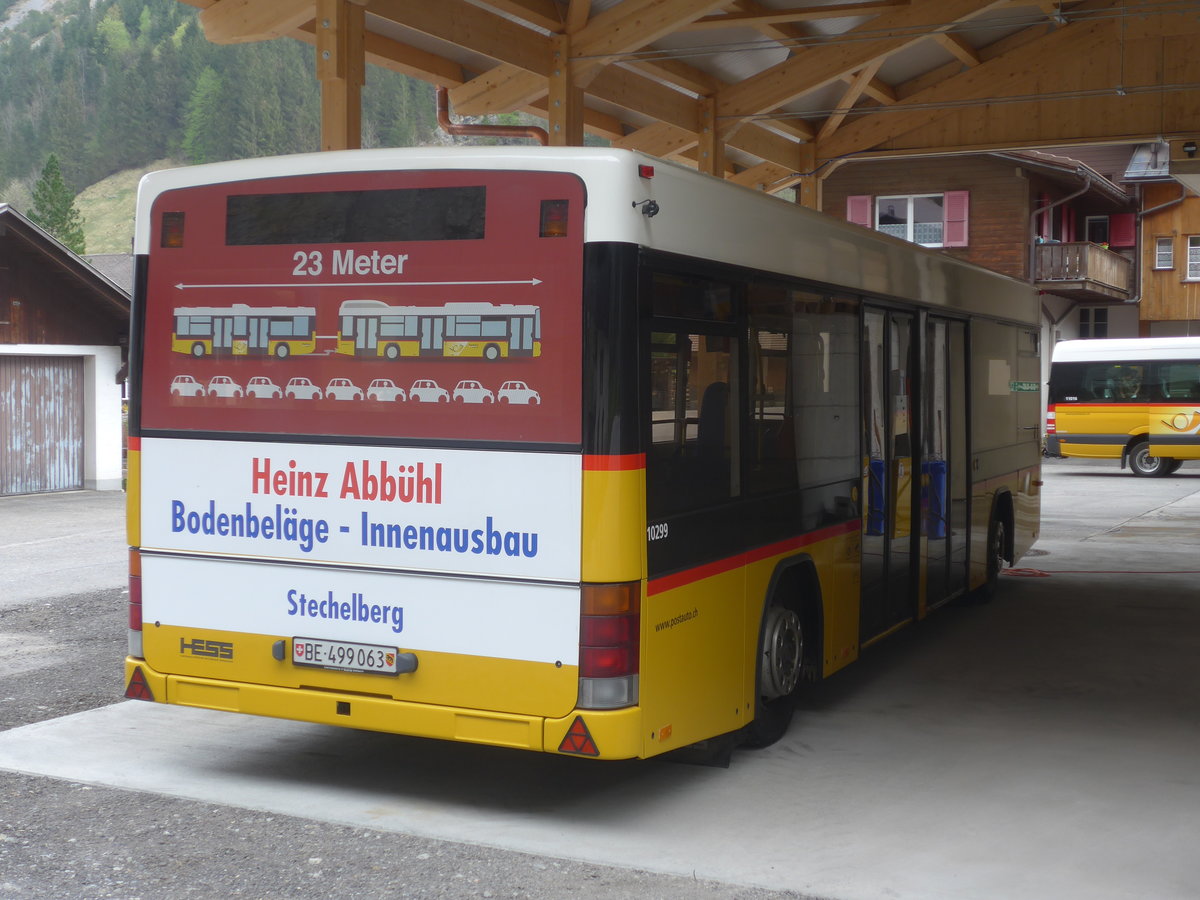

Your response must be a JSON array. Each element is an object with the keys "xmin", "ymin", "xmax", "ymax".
[{"xmin": 0, "ymin": 355, "xmax": 85, "ymax": 495}]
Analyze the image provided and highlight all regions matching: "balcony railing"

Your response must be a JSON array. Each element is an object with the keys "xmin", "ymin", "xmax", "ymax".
[{"xmin": 1034, "ymin": 241, "xmax": 1133, "ymax": 301}]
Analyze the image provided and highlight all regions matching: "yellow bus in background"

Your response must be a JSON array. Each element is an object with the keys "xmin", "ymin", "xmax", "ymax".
[{"xmin": 1047, "ymin": 337, "xmax": 1200, "ymax": 476}]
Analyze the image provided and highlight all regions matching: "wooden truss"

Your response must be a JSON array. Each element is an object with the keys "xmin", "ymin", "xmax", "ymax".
[{"xmin": 184, "ymin": 0, "xmax": 1200, "ymax": 204}]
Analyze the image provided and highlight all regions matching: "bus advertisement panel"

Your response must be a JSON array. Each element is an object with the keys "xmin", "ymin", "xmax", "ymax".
[{"xmin": 139, "ymin": 168, "xmax": 583, "ymax": 446}]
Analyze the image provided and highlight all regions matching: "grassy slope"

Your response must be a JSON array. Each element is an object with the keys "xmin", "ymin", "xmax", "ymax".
[{"xmin": 76, "ymin": 159, "xmax": 180, "ymax": 254}]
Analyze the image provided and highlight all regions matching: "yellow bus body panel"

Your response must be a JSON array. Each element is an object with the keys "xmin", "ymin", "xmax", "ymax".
[
  {"xmin": 1055, "ymin": 405, "xmax": 1145, "ymax": 459},
  {"xmin": 171, "ymin": 337, "xmax": 210, "ymax": 356},
  {"xmin": 125, "ymin": 648, "xmax": 649, "ymax": 759},
  {"xmin": 581, "ymin": 467, "xmax": 645, "ymax": 582},
  {"xmin": 126, "ymin": 448, "xmax": 141, "ymax": 547},
  {"xmin": 140, "ymin": 625, "xmax": 579, "ymax": 719},
  {"xmin": 969, "ymin": 467, "xmax": 1042, "ymax": 590},
  {"xmin": 638, "ymin": 526, "xmax": 861, "ymax": 756}
]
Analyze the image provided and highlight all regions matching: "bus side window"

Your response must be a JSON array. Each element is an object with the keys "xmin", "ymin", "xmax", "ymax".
[{"xmin": 647, "ymin": 329, "xmax": 735, "ymax": 516}]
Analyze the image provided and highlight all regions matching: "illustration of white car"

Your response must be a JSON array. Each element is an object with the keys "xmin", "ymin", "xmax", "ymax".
[
  {"xmin": 453, "ymin": 380, "xmax": 494, "ymax": 404},
  {"xmin": 170, "ymin": 375, "xmax": 205, "ymax": 397},
  {"xmin": 207, "ymin": 376, "xmax": 243, "ymax": 399},
  {"xmin": 325, "ymin": 378, "xmax": 364, "ymax": 401},
  {"xmin": 497, "ymin": 381, "xmax": 540, "ymax": 405},
  {"xmin": 246, "ymin": 376, "xmax": 282, "ymax": 399},
  {"xmin": 285, "ymin": 377, "xmax": 322, "ymax": 400},
  {"xmin": 367, "ymin": 378, "xmax": 406, "ymax": 402},
  {"xmin": 409, "ymin": 379, "xmax": 449, "ymax": 403}
]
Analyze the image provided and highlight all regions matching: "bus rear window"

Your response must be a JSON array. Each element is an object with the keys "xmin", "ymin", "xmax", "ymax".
[{"xmin": 225, "ymin": 186, "xmax": 485, "ymax": 245}]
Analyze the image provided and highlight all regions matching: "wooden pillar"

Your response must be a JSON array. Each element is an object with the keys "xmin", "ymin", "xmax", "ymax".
[
  {"xmin": 316, "ymin": 0, "xmax": 365, "ymax": 151},
  {"xmin": 698, "ymin": 97, "xmax": 725, "ymax": 178},
  {"xmin": 795, "ymin": 142, "xmax": 821, "ymax": 210},
  {"xmin": 548, "ymin": 34, "xmax": 584, "ymax": 146}
]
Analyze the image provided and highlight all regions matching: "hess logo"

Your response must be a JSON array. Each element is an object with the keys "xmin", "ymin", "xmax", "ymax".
[{"xmin": 1161, "ymin": 410, "xmax": 1200, "ymax": 435}]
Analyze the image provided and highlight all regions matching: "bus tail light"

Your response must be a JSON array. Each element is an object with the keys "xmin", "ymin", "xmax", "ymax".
[
  {"xmin": 578, "ymin": 581, "xmax": 639, "ymax": 709},
  {"xmin": 1046, "ymin": 405, "xmax": 1056, "ymax": 434},
  {"xmin": 540, "ymin": 199, "xmax": 569, "ymax": 237},
  {"xmin": 128, "ymin": 550, "xmax": 144, "ymax": 659}
]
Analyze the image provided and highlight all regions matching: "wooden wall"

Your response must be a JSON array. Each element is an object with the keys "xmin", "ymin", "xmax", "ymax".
[
  {"xmin": 1138, "ymin": 181, "xmax": 1200, "ymax": 329},
  {"xmin": 0, "ymin": 237, "xmax": 126, "ymax": 348}
]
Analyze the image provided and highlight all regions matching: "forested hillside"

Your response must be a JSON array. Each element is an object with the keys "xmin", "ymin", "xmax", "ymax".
[{"xmin": 0, "ymin": 0, "xmax": 439, "ymax": 207}]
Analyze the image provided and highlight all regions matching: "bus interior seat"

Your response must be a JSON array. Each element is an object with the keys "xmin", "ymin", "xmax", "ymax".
[{"xmin": 696, "ymin": 381, "xmax": 729, "ymax": 463}]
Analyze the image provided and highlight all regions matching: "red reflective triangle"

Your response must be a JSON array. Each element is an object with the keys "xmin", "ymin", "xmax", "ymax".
[
  {"xmin": 558, "ymin": 716, "xmax": 599, "ymax": 756},
  {"xmin": 125, "ymin": 666, "xmax": 154, "ymax": 701}
]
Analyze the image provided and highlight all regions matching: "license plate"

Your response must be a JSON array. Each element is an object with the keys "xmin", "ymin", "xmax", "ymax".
[{"xmin": 291, "ymin": 637, "xmax": 400, "ymax": 675}]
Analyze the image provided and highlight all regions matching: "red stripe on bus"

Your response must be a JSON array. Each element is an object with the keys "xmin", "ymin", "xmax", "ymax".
[
  {"xmin": 583, "ymin": 454, "xmax": 645, "ymax": 471},
  {"xmin": 647, "ymin": 519, "xmax": 861, "ymax": 596},
  {"xmin": 128, "ymin": 437, "xmax": 141, "ymax": 451}
]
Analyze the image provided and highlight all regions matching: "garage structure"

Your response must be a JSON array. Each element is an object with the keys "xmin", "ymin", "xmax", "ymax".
[
  {"xmin": 0, "ymin": 204, "xmax": 129, "ymax": 495},
  {"xmin": 182, "ymin": 0, "xmax": 1200, "ymax": 197}
]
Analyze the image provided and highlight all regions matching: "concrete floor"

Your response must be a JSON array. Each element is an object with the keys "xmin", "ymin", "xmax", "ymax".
[{"xmin": 1, "ymin": 459, "xmax": 1198, "ymax": 899}]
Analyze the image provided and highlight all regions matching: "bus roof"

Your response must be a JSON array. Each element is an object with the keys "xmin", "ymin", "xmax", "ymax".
[
  {"xmin": 174, "ymin": 304, "xmax": 316, "ymax": 316},
  {"xmin": 1052, "ymin": 337, "xmax": 1200, "ymax": 362},
  {"xmin": 337, "ymin": 300, "xmax": 538, "ymax": 315},
  {"xmin": 136, "ymin": 147, "xmax": 1037, "ymax": 327}
]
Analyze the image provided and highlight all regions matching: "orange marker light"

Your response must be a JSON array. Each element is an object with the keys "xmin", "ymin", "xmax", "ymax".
[
  {"xmin": 539, "ymin": 199, "xmax": 569, "ymax": 237},
  {"xmin": 160, "ymin": 212, "xmax": 185, "ymax": 248}
]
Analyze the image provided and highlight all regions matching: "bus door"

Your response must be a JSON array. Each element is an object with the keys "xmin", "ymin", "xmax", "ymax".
[
  {"xmin": 861, "ymin": 308, "xmax": 917, "ymax": 639},
  {"xmin": 214, "ymin": 316, "xmax": 235, "ymax": 353},
  {"xmin": 355, "ymin": 316, "xmax": 378, "ymax": 354},
  {"xmin": 247, "ymin": 316, "xmax": 269, "ymax": 354},
  {"xmin": 922, "ymin": 317, "xmax": 969, "ymax": 611},
  {"xmin": 420, "ymin": 316, "xmax": 444, "ymax": 355},
  {"xmin": 511, "ymin": 316, "xmax": 535, "ymax": 355}
]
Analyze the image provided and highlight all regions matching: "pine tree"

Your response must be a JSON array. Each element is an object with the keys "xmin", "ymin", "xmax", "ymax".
[{"xmin": 28, "ymin": 154, "xmax": 87, "ymax": 254}]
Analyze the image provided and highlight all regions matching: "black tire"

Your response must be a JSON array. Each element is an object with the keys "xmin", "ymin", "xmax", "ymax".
[
  {"xmin": 1165, "ymin": 459, "xmax": 1184, "ymax": 475},
  {"xmin": 274, "ymin": 344, "xmax": 290, "ymax": 359},
  {"xmin": 1128, "ymin": 441, "xmax": 1173, "ymax": 477},
  {"xmin": 972, "ymin": 510, "xmax": 1007, "ymax": 603},
  {"xmin": 484, "ymin": 344, "xmax": 500, "ymax": 360},
  {"xmin": 743, "ymin": 603, "xmax": 803, "ymax": 748},
  {"xmin": 191, "ymin": 343, "xmax": 205, "ymax": 358},
  {"xmin": 385, "ymin": 344, "xmax": 400, "ymax": 360}
]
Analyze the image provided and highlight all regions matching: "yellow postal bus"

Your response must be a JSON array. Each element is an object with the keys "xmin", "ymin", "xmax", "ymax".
[
  {"xmin": 124, "ymin": 148, "xmax": 1041, "ymax": 760},
  {"xmin": 1047, "ymin": 337, "xmax": 1200, "ymax": 476}
]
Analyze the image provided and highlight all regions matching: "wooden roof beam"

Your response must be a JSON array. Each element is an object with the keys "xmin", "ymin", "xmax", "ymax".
[
  {"xmin": 718, "ymin": 0, "xmax": 1007, "ymax": 121},
  {"xmin": 819, "ymin": 12, "xmax": 1110, "ymax": 159},
  {"xmin": 817, "ymin": 59, "xmax": 884, "ymax": 140},
  {"xmin": 450, "ymin": 0, "xmax": 729, "ymax": 115},
  {"xmin": 724, "ymin": 0, "xmax": 898, "ymax": 108},
  {"xmin": 199, "ymin": 0, "xmax": 313, "ymax": 43},
  {"xmin": 934, "ymin": 31, "xmax": 982, "ymax": 66},
  {"xmin": 475, "ymin": 0, "xmax": 563, "ymax": 32},
  {"xmin": 368, "ymin": 0, "xmax": 550, "ymax": 76},
  {"xmin": 685, "ymin": 1, "xmax": 910, "ymax": 30}
]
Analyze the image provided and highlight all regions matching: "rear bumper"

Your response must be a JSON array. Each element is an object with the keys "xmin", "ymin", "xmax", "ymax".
[{"xmin": 124, "ymin": 657, "xmax": 646, "ymax": 759}]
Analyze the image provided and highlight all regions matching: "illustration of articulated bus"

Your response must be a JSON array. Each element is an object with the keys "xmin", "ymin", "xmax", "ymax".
[
  {"xmin": 172, "ymin": 304, "xmax": 318, "ymax": 358},
  {"xmin": 336, "ymin": 300, "xmax": 541, "ymax": 360}
]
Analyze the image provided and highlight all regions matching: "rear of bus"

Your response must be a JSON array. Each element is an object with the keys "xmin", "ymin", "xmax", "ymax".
[{"xmin": 123, "ymin": 151, "xmax": 641, "ymax": 758}]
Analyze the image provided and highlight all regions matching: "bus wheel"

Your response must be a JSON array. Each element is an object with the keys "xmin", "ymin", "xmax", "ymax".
[
  {"xmin": 1128, "ymin": 441, "xmax": 1172, "ymax": 477},
  {"xmin": 484, "ymin": 344, "xmax": 500, "ymax": 360},
  {"xmin": 744, "ymin": 603, "xmax": 802, "ymax": 748},
  {"xmin": 385, "ymin": 344, "xmax": 400, "ymax": 360},
  {"xmin": 191, "ymin": 343, "xmax": 205, "ymax": 358},
  {"xmin": 974, "ymin": 511, "xmax": 1007, "ymax": 602},
  {"xmin": 274, "ymin": 344, "xmax": 289, "ymax": 359},
  {"xmin": 1166, "ymin": 459, "xmax": 1184, "ymax": 475}
]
